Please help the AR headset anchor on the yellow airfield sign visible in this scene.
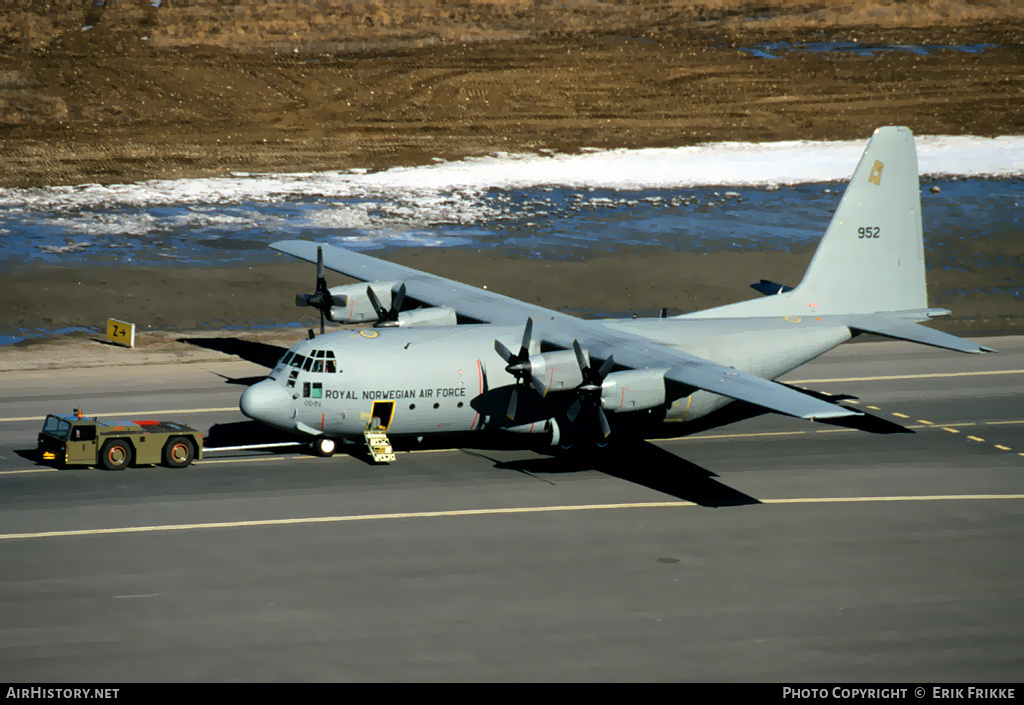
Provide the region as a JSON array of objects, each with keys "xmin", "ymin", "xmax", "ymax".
[{"xmin": 106, "ymin": 319, "xmax": 135, "ymax": 348}]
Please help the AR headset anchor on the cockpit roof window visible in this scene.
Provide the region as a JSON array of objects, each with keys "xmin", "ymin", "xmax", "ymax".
[{"xmin": 305, "ymin": 349, "xmax": 335, "ymax": 359}]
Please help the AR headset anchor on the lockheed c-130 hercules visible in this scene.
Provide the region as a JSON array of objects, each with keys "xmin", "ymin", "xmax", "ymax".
[{"xmin": 239, "ymin": 127, "xmax": 992, "ymax": 461}]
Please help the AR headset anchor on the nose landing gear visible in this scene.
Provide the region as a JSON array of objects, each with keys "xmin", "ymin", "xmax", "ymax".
[{"xmin": 311, "ymin": 437, "xmax": 337, "ymax": 457}]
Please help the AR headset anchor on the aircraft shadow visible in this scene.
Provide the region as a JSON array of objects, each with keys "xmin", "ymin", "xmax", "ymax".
[
  {"xmin": 643, "ymin": 396, "xmax": 912, "ymax": 438},
  {"xmin": 208, "ymin": 372, "xmax": 268, "ymax": 387},
  {"xmin": 464, "ymin": 441, "xmax": 761, "ymax": 508},
  {"xmin": 204, "ymin": 420, "xmax": 306, "ymax": 450},
  {"xmin": 776, "ymin": 382, "xmax": 857, "ymax": 404},
  {"xmin": 774, "ymin": 384, "xmax": 911, "ymax": 433},
  {"xmin": 817, "ymin": 413, "xmax": 914, "ymax": 434},
  {"xmin": 178, "ymin": 336, "xmax": 287, "ymax": 368},
  {"xmin": 593, "ymin": 441, "xmax": 761, "ymax": 508}
]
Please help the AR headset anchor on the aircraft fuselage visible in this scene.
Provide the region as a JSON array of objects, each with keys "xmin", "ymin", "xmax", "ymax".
[{"xmin": 240, "ymin": 316, "xmax": 853, "ymax": 444}]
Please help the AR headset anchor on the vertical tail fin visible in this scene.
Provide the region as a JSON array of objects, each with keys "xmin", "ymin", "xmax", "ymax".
[
  {"xmin": 793, "ymin": 125, "xmax": 926, "ymax": 314},
  {"xmin": 693, "ymin": 126, "xmax": 928, "ymax": 318}
]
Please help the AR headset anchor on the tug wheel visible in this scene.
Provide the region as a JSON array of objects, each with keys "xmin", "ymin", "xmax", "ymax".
[
  {"xmin": 162, "ymin": 436, "xmax": 196, "ymax": 468},
  {"xmin": 100, "ymin": 439, "xmax": 132, "ymax": 471}
]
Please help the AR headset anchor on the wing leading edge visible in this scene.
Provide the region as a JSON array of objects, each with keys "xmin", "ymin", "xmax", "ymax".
[{"xmin": 271, "ymin": 240, "xmax": 859, "ymax": 421}]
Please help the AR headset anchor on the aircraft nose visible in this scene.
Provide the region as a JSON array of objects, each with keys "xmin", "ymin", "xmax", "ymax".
[{"xmin": 239, "ymin": 379, "xmax": 294, "ymax": 429}]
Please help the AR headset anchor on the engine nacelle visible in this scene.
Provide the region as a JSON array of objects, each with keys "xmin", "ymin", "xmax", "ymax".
[
  {"xmin": 326, "ymin": 281, "xmax": 399, "ymax": 323},
  {"xmin": 395, "ymin": 307, "xmax": 457, "ymax": 327},
  {"xmin": 502, "ymin": 418, "xmax": 562, "ymax": 446},
  {"xmin": 600, "ymin": 369, "xmax": 668, "ymax": 413},
  {"xmin": 528, "ymin": 350, "xmax": 584, "ymax": 397}
]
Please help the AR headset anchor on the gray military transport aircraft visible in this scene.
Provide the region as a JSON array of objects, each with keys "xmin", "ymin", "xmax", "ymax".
[{"xmin": 239, "ymin": 126, "xmax": 992, "ymax": 459}]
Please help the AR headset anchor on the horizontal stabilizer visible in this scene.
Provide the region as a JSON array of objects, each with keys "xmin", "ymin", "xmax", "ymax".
[{"xmin": 846, "ymin": 315, "xmax": 995, "ymax": 354}]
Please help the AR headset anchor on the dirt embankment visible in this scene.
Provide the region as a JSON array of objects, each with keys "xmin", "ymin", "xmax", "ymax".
[
  {"xmin": 0, "ymin": 1, "xmax": 1020, "ymax": 360},
  {"xmin": 0, "ymin": 1, "xmax": 1021, "ymax": 187}
]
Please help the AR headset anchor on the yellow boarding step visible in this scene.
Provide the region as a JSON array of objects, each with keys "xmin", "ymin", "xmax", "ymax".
[{"xmin": 364, "ymin": 429, "xmax": 396, "ymax": 464}]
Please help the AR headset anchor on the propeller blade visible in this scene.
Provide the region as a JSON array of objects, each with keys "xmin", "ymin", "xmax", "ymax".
[
  {"xmin": 365, "ymin": 285, "xmax": 385, "ymax": 319},
  {"xmin": 392, "ymin": 283, "xmax": 407, "ymax": 314},
  {"xmin": 495, "ymin": 318, "xmax": 537, "ymax": 421},
  {"xmin": 313, "ymin": 247, "xmax": 329, "ymax": 303},
  {"xmin": 572, "ymin": 339, "xmax": 588, "ymax": 373},
  {"xmin": 565, "ymin": 339, "xmax": 614, "ymax": 440},
  {"xmin": 520, "ymin": 317, "xmax": 533, "ymax": 356},
  {"xmin": 597, "ymin": 407, "xmax": 612, "ymax": 438},
  {"xmin": 567, "ymin": 397, "xmax": 582, "ymax": 422},
  {"xmin": 494, "ymin": 339, "xmax": 514, "ymax": 363},
  {"xmin": 297, "ymin": 245, "xmax": 333, "ymax": 330}
]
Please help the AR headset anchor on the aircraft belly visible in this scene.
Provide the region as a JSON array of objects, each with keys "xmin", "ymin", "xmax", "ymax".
[{"xmin": 664, "ymin": 390, "xmax": 730, "ymax": 422}]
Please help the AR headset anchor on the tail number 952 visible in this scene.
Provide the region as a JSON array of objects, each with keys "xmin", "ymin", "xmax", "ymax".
[{"xmin": 858, "ymin": 226, "xmax": 880, "ymax": 238}]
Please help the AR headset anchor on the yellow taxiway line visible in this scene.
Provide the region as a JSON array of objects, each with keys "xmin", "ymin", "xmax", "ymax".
[
  {"xmin": 663, "ymin": 418, "xmax": 1024, "ymax": 442},
  {"xmin": 787, "ymin": 369, "xmax": 1024, "ymax": 384}
]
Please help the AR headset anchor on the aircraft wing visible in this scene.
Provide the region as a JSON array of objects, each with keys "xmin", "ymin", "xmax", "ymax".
[
  {"xmin": 271, "ymin": 240, "xmax": 859, "ymax": 421},
  {"xmin": 273, "ymin": 239, "xmax": 573, "ymax": 327}
]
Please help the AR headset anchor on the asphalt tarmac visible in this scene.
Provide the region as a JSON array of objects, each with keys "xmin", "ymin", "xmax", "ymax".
[{"xmin": 0, "ymin": 334, "xmax": 1022, "ymax": 681}]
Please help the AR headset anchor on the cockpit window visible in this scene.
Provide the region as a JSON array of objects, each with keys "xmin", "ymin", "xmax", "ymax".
[
  {"xmin": 286, "ymin": 350, "xmax": 336, "ymax": 374},
  {"xmin": 43, "ymin": 416, "xmax": 71, "ymax": 440},
  {"xmin": 279, "ymin": 351, "xmax": 294, "ymax": 367}
]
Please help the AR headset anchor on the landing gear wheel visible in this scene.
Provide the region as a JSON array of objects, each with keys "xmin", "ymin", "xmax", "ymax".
[
  {"xmin": 162, "ymin": 436, "xmax": 196, "ymax": 468},
  {"xmin": 312, "ymin": 437, "xmax": 337, "ymax": 457},
  {"xmin": 100, "ymin": 439, "xmax": 132, "ymax": 471}
]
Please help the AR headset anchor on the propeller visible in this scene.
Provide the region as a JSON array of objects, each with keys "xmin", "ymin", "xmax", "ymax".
[
  {"xmin": 493, "ymin": 317, "xmax": 534, "ymax": 420},
  {"xmin": 294, "ymin": 246, "xmax": 332, "ymax": 335},
  {"xmin": 566, "ymin": 339, "xmax": 615, "ymax": 438},
  {"xmin": 365, "ymin": 282, "xmax": 407, "ymax": 327}
]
